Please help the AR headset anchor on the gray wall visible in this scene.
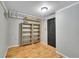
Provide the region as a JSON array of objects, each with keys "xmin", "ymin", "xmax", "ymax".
[
  {"xmin": 0, "ymin": 2, "xmax": 8, "ymax": 57},
  {"xmin": 40, "ymin": 19, "xmax": 47, "ymax": 44},
  {"xmin": 8, "ymin": 18, "xmax": 22, "ymax": 47},
  {"xmin": 56, "ymin": 2, "xmax": 79, "ymax": 58}
]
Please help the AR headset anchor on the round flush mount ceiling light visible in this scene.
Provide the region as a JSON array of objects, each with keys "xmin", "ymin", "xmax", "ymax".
[{"xmin": 41, "ymin": 7, "xmax": 48, "ymax": 13}]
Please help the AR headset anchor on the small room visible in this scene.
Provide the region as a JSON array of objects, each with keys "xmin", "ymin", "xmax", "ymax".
[{"xmin": 0, "ymin": 0, "xmax": 79, "ymax": 58}]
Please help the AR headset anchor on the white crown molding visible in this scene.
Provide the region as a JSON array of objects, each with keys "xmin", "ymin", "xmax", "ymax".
[
  {"xmin": 56, "ymin": 2, "xmax": 79, "ymax": 13},
  {"xmin": 0, "ymin": 1, "xmax": 8, "ymax": 11}
]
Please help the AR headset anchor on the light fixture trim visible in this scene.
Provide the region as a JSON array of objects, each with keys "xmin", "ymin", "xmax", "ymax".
[
  {"xmin": 41, "ymin": 7, "xmax": 48, "ymax": 10},
  {"xmin": 41, "ymin": 7, "xmax": 48, "ymax": 13}
]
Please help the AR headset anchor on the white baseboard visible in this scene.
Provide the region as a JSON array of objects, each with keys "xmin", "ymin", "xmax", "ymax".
[
  {"xmin": 4, "ymin": 47, "xmax": 9, "ymax": 58},
  {"xmin": 8, "ymin": 45, "xmax": 19, "ymax": 49},
  {"xmin": 56, "ymin": 51, "xmax": 69, "ymax": 58},
  {"xmin": 4, "ymin": 44, "xmax": 19, "ymax": 58}
]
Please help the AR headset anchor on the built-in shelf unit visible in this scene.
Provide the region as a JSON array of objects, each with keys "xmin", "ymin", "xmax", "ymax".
[{"xmin": 19, "ymin": 17, "xmax": 40, "ymax": 46}]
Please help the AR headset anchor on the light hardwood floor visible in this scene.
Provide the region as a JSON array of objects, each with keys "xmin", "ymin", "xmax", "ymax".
[{"xmin": 6, "ymin": 42, "xmax": 63, "ymax": 58}]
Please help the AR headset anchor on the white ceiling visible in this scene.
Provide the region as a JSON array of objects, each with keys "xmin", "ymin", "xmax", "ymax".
[{"xmin": 4, "ymin": 1, "xmax": 77, "ymax": 17}]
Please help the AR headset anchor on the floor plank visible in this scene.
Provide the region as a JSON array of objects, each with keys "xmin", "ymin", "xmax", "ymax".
[{"xmin": 6, "ymin": 43, "xmax": 63, "ymax": 58}]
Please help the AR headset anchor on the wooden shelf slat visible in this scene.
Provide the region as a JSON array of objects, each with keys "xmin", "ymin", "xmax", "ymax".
[
  {"xmin": 22, "ymin": 31, "xmax": 31, "ymax": 33},
  {"xmin": 22, "ymin": 27, "xmax": 31, "ymax": 29},
  {"xmin": 33, "ymin": 24, "xmax": 40, "ymax": 26},
  {"xmin": 33, "ymin": 31, "xmax": 40, "ymax": 33},
  {"xmin": 33, "ymin": 35, "xmax": 40, "ymax": 36},
  {"xmin": 33, "ymin": 28, "xmax": 39, "ymax": 29},
  {"xmin": 22, "ymin": 35, "xmax": 32, "ymax": 37},
  {"xmin": 24, "ymin": 19, "xmax": 40, "ymax": 22},
  {"xmin": 23, "ymin": 23, "xmax": 31, "ymax": 25}
]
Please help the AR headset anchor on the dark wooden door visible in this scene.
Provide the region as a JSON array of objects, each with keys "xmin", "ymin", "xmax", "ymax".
[{"xmin": 47, "ymin": 18, "xmax": 56, "ymax": 47}]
